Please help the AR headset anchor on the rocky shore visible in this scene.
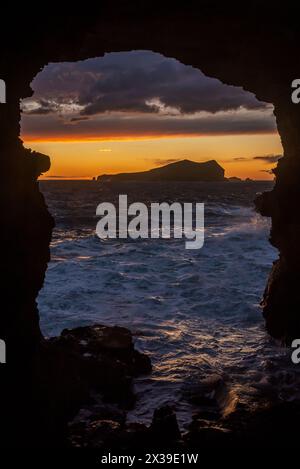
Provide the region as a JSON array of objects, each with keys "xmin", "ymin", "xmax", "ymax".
[
  {"xmin": 2, "ymin": 321, "xmax": 300, "ymax": 449},
  {"xmin": 45, "ymin": 324, "xmax": 300, "ymax": 450}
]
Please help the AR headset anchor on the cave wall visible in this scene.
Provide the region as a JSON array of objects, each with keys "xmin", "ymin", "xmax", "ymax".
[
  {"xmin": 257, "ymin": 101, "xmax": 300, "ymax": 342},
  {"xmin": 0, "ymin": 0, "xmax": 300, "ymax": 444}
]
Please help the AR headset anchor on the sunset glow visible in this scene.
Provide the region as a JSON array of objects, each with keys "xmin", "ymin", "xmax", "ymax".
[{"xmin": 23, "ymin": 133, "xmax": 282, "ymax": 180}]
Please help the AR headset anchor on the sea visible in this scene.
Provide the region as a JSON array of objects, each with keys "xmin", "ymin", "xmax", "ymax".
[{"xmin": 38, "ymin": 180, "xmax": 300, "ymax": 428}]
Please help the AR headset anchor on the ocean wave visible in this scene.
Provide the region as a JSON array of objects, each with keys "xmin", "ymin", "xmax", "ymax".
[{"xmin": 37, "ymin": 180, "xmax": 283, "ymax": 426}]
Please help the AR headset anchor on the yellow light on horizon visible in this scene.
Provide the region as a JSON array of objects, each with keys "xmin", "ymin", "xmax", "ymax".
[{"xmin": 23, "ymin": 132, "xmax": 282, "ymax": 181}]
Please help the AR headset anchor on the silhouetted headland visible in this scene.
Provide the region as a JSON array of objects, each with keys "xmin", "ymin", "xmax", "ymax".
[{"xmin": 97, "ymin": 159, "xmax": 225, "ymax": 182}]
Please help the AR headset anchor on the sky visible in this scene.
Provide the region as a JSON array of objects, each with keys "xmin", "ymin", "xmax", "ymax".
[{"xmin": 20, "ymin": 50, "xmax": 283, "ymax": 180}]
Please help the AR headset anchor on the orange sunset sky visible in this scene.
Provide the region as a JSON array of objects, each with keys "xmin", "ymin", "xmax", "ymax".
[{"xmin": 20, "ymin": 51, "xmax": 282, "ymax": 180}]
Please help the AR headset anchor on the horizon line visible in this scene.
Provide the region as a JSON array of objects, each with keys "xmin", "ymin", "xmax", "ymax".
[
  {"xmin": 22, "ymin": 130, "xmax": 278, "ymax": 144},
  {"xmin": 39, "ymin": 176, "xmax": 273, "ymax": 182}
]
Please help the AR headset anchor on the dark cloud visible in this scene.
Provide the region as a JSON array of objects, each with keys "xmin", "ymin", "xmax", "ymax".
[
  {"xmin": 41, "ymin": 175, "xmax": 88, "ymax": 179},
  {"xmin": 253, "ymin": 154, "xmax": 282, "ymax": 163},
  {"xmin": 21, "ymin": 109, "xmax": 276, "ymax": 140},
  {"xmin": 151, "ymin": 158, "xmax": 181, "ymax": 166},
  {"xmin": 260, "ymin": 169, "xmax": 275, "ymax": 174},
  {"xmin": 231, "ymin": 157, "xmax": 248, "ymax": 162},
  {"xmin": 229, "ymin": 154, "xmax": 282, "ymax": 164},
  {"xmin": 23, "ymin": 51, "xmax": 268, "ymax": 117},
  {"xmin": 43, "ymin": 175, "xmax": 69, "ymax": 178},
  {"xmin": 70, "ymin": 117, "xmax": 89, "ymax": 122},
  {"xmin": 24, "ymin": 98, "xmax": 58, "ymax": 115}
]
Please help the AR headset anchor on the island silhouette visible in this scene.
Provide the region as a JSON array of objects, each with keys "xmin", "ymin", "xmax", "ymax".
[{"xmin": 97, "ymin": 159, "xmax": 226, "ymax": 182}]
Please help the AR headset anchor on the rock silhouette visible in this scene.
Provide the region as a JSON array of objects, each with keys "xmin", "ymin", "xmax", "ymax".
[
  {"xmin": 0, "ymin": 2, "xmax": 300, "ymax": 448},
  {"xmin": 98, "ymin": 159, "xmax": 225, "ymax": 182}
]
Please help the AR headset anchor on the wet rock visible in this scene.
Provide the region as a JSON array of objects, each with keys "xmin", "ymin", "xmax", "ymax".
[
  {"xmin": 116, "ymin": 423, "xmax": 151, "ymax": 452},
  {"xmin": 184, "ymin": 374, "xmax": 238, "ymax": 427},
  {"xmin": 69, "ymin": 415, "xmax": 150, "ymax": 450},
  {"xmin": 3, "ymin": 324, "xmax": 152, "ymax": 448},
  {"xmin": 185, "ymin": 417, "xmax": 233, "ymax": 448},
  {"xmin": 150, "ymin": 406, "xmax": 181, "ymax": 443},
  {"xmin": 85, "ymin": 419, "xmax": 122, "ymax": 448},
  {"xmin": 69, "ymin": 418, "xmax": 122, "ymax": 449},
  {"xmin": 223, "ymin": 401, "xmax": 300, "ymax": 447},
  {"xmin": 67, "ymin": 395, "xmax": 151, "ymax": 450},
  {"xmin": 57, "ymin": 325, "xmax": 151, "ymax": 373},
  {"xmin": 69, "ymin": 405, "xmax": 182, "ymax": 451},
  {"xmin": 255, "ymin": 190, "xmax": 275, "ymax": 217},
  {"xmin": 192, "ymin": 409, "xmax": 221, "ymax": 421},
  {"xmin": 51, "ymin": 325, "xmax": 152, "ymax": 407},
  {"xmin": 185, "ymin": 374, "xmax": 225, "ymax": 405},
  {"xmin": 261, "ymin": 258, "xmax": 300, "ymax": 344},
  {"xmin": 60, "ymin": 325, "xmax": 133, "ymax": 353},
  {"xmin": 67, "ymin": 395, "xmax": 127, "ymax": 449},
  {"xmin": 70, "ymin": 401, "xmax": 126, "ymax": 427}
]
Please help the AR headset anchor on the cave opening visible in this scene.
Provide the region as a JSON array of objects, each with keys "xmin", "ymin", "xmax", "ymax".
[
  {"xmin": 19, "ymin": 50, "xmax": 284, "ymax": 425},
  {"xmin": 2, "ymin": 7, "xmax": 300, "ymax": 449}
]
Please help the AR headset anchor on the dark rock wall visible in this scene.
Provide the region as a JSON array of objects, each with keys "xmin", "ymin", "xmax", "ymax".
[
  {"xmin": 0, "ymin": 77, "xmax": 54, "ymax": 354},
  {"xmin": 1, "ymin": 1, "xmax": 299, "ymax": 357},
  {"xmin": 257, "ymin": 100, "xmax": 300, "ymax": 342}
]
